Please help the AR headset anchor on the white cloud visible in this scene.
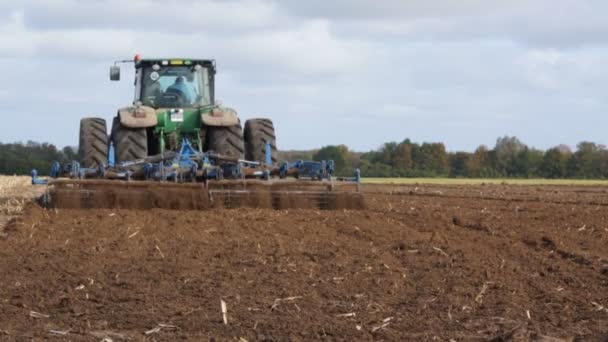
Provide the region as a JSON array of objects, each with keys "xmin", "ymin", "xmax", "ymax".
[
  {"xmin": 281, "ymin": 0, "xmax": 608, "ymax": 48},
  {"xmin": 0, "ymin": 10, "xmax": 135, "ymax": 59},
  {"xmin": 1, "ymin": 0, "xmax": 608, "ymax": 152},
  {"xmin": 23, "ymin": 0, "xmax": 283, "ymax": 33},
  {"xmin": 231, "ymin": 20, "xmax": 371, "ymax": 74}
]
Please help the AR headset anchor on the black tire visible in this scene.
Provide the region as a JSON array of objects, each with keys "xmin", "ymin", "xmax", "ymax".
[
  {"xmin": 206, "ymin": 123, "xmax": 244, "ymax": 158},
  {"xmin": 111, "ymin": 117, "xmax": 148, "ymax": 163},
  {"xmin": 79, "ymin": 117, "xmax": 108, "ymax": 168},
  {"xmin": 244, "ymin": 118, "xmax": 277, "ymax": 163}
]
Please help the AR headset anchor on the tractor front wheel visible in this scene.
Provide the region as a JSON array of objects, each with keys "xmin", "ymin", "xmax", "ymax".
[
  {"xmin": 111, "ymin": 117, "xmax": 148, "ymax": 163},
  {"xmin": 79, "ymin": 117, "xmax": 108, "ymax": 168}
]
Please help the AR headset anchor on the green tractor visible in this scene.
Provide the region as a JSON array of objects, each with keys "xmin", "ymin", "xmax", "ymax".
[{"xmin": 79, "ymin": 56, "xmax": 277, "ymax": 168}]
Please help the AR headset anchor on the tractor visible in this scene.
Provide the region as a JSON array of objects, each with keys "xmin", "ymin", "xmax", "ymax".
[
  {"xmin": 79, "ymin": 55, "xmax": 277, "ymax": 169},
  {"xmin": 31, "ymin": 55, "xmax": 364, "ymax": 211}
]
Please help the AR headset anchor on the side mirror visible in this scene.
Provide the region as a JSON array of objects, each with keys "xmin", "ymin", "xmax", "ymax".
[{"xmin": 110, "ymin": 65, "xmax": 120, "ymax": 81}]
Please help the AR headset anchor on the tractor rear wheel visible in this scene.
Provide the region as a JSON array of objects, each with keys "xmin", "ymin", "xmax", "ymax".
[
  {"xmin": 206, "ymin": 124, "xmax": 244, "ymax": 158},
  {"xmin": 79, "ymin": 117, "xmax": 108, "ymax": 168},
  {"xmin": 111, "ymin": 117, "xmax": 148, "ymax": 163},
  {"xmin": 244, "ymin": 118, "xmax": 277, "ymax": 163}
]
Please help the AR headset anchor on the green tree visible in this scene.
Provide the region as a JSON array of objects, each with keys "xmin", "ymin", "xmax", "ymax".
[
  {"xmin": 449, "ymin": 152, "xmax": 470, "ymax": 177},
  {"xmin": 0, "ymin": 142, "xmax": 65, "ymax": 175},
  {"xmin": 512, "ymin": 147, "xmax": 543, "ymax": 177},
  {"xmin": 494, "ymin": 136, "xmax": 527, "ymax": 176},
  {"xmin": 313, "ymin": 145, "xmax": 350, "ymax": 176},
  {"xmin": 540, "ymin": 146, "xmax": 571, "ymax": 178},
  {"xmin": 380, "ymin": 142, "xmax": 395, "ymax": 165},
  {"xmin": 569, "ymin": 142, "xmax": 605, "ymax": 178},
  {"xmin": 414, "ymin": 143, "xmax": 449, "ymax": 175},
  {"xmin": 62, "ymin": 146, "xmax": 79, "ymax": 163},
  {"xmin": 464, "ymin": 145, "xmax": 492, "ymax": 177},
  {"xmin": 392, "ymin": 143, "xmax": 413, "ymax": 171}
]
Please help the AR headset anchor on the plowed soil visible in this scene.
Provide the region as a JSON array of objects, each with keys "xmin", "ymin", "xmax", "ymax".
[{"xmin": 1, "ymin": 183, "xmax": 608, "ymax": 341}]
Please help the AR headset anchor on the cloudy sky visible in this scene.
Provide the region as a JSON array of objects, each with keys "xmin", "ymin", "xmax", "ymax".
[{"xmin": 1, "ymin": 0, "xmax": 607, "ymax": 152}]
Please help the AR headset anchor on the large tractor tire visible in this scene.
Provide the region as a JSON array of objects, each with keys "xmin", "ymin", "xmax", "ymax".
[
  {"xmin": 244, "ymin": 118, "xmax": 277, "ymax": 163},
  {"xmin": 206, "ymin": 124, "xmax": 245, "ymax": 158},
  {"xmin": 111, "ymin": 117, "xmax": 148, "ymax": 163},
  {"xmin": 79, "ymin": 117, "xmax": 108, "ymax": 168}
]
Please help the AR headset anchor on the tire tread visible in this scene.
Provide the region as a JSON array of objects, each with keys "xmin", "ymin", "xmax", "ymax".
[{"xmin": 79, "ymin": 117, "xmax": 108, "ymax": 168}]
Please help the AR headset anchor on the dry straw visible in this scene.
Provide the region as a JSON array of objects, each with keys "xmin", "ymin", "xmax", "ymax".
[{"xmin": 0, "ymin": 176, "xmax": 40, "ymax": 215}]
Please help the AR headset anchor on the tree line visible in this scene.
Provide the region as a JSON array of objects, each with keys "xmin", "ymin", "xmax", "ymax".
[
  {"xmin": 0, "ymin": 142, "xmax": 77, "ymax": 175},
  {"xmin": 2, "ymin": 137, "xmax": 608, "ymax": 179},
  {"xmin": 294, "ymin": 136, "xmax": 608, "ymax": 179}
]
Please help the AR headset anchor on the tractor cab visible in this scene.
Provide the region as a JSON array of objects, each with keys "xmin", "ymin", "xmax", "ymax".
[{"xmin": 111, "ymin": 57, "xmax": 216, "ymax": 109}]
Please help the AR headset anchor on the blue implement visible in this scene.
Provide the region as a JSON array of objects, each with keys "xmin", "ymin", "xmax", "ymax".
[{"xmin": 33, "ymin": 138, "xmax": 361, "ymax": 185}]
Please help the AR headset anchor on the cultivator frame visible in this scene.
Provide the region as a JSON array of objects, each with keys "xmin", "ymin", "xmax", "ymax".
[{"xmin": 32, "ymin": 139, "xmax": 364, "ymax": 210}]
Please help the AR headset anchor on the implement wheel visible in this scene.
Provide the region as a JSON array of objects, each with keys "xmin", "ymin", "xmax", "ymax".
[
  {"xmin": 79, "ymin": 117, "xmax": 108, "ymax": 168},
  {"xmin": 111, "ymin": 117, "xmax": 148, "ymax": 163},
  {"xmin": 244, "ymin": 118, "xmax": 277, "ymax": 163},
  {"xmin": 206, "ymin": 123, "xmax": 244, "ymax": 158}
]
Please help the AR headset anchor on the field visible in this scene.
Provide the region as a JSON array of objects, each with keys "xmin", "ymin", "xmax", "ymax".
[
  {"xmin": 1, "ymin": 178, "xmax": 607, "ymax": 341},
  {"xmin": 363, "ymin": 177, "xmax": 608, "ymax": 186}
]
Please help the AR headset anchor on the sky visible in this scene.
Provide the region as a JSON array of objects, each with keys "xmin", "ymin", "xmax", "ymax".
[{"xmin": 1, "ymin": 0, "xmax": 607, "ymax": 152}]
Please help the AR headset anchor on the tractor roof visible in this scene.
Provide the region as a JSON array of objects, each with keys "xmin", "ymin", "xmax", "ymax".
[{"xmin": 135, "ymin": 58, "xmax": 216, "ymax": 72}]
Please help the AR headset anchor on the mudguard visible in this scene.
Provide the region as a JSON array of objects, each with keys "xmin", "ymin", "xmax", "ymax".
[
  {"xmin": 118, "ymin": 105, "xmax": 158, "ymax": 128},
  {"xmin": 201, "ymin": 107, "xmax": 239, "ymax": 127}
]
